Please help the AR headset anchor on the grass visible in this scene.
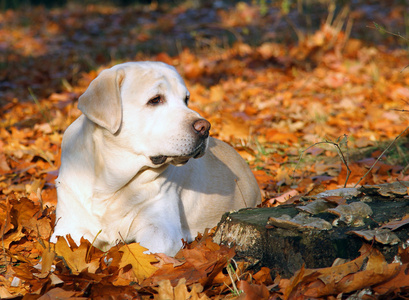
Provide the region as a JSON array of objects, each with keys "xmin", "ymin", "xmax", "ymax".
[{"xmin": 225, "ymin": 260, "xmax": 243, "ymax": 297}]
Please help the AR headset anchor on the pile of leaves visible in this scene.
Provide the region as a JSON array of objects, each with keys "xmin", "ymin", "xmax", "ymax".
[
  {"xmin": 2, "ymin": 1, "xmax": 409, "ymax": 298},
  {"xmin": 1, "ymin": 195, "xmax": 272, "ymax": 298},
  {"xmin": 2, "ymin": 195, "xmax": 409, "ymax": 298}
]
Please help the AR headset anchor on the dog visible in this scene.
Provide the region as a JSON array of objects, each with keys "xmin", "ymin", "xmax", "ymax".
[{"xmin": 51, "ymin": 61, "xmax": 261, "ymax": 256}]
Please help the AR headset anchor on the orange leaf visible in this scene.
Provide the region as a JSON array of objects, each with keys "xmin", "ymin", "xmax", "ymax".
[
  {"xmin": 265, "ymin": 129, "xmax": 298, "ymax": 144},
  {"xmin": 372, "ymin": 263, "xmax": 409, "ymax": 295}
]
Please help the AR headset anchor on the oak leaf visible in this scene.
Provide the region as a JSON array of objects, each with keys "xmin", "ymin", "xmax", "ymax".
[
  {"xmin": 154, "ymin": 278, "xmax": 208, "ymax": 300},
  {"xmin": 119, "ymin": 243, "xmax": 158, "ymax": 283}
]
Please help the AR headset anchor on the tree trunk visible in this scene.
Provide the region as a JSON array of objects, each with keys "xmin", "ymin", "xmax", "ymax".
[{"xmin": 213, "ymin": 182, "xmax": 409, "ymax": 278}]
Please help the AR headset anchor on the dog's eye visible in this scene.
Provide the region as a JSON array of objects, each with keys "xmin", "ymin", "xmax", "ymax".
[
  {"xmin": 184, "ymin": 95, "xmax": 190, "ymax": 105},
  {"xmin": 148, "ymin": 95, "xmax": 163, "ymax": 105}
]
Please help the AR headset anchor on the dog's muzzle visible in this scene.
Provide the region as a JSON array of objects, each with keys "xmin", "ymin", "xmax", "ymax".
[{"xmin": 150, "ymin": 118, "xmax": 211, "ymax": 166}]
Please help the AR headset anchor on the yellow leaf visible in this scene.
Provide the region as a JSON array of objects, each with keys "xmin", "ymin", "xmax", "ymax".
[
  {"xmin": 119, "ymin": 243, "xmax": 158, "ymax": 283},
  {"xmin": 54, "ymin": 236, "xmax": 100, "ymax": 274},
  {"xmin": 154, "ymin": 279, "xmax": 209, "ymax": 300}
]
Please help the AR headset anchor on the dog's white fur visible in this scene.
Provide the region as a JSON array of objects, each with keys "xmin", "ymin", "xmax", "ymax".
[{"xmin": 51, "ymin": 62, "xmax": 261, "ymax": 255}]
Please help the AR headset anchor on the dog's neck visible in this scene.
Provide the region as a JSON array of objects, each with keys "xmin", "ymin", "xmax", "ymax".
[{"xmin": 58, "ymin": 117, "xmax": 169, "ymax": 204}]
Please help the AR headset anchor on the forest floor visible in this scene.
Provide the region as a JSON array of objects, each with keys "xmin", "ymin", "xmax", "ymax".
[{"xmin": 1, "ymin": 1, "xmax": 409, "ymax": 299}]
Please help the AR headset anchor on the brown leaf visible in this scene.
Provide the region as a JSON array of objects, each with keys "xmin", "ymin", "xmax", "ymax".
[
  {"xmin": 398, "ymin": 246, "xmax": 409, "ymax": 264},
  {"xmin": 144, "ymin": 237, "xmax": 235, "ymax": 288},
  {"xmin": 349, "ymin": 229, "xmax": 401, "ymax": 245},
  {"xmin": 154, "ymin": 252, "xmax": 185, "ymax": 268},
  {"xmin": 322, "ymin": 196, "xmax": 347, "ymax": 206},
  {"xmin": 380, "ymin": 214, "xmax": 409, "ymax": 231},
  {"xmin": 37, "ymin": 287, "xmax": 78, "ymax": 300},
  {"xmin": 372, "ymin": 263, "xmax": 409, "ymax": 295},
  {"xmin": 253, "ymin": 267, "xmax": 274, "ymax": 286},
  {"xmin": 0, "ymin": 153, "xmax": 10, "ymax": 173},
  {"xmin": 283, "ymin": 244, "xmax": 402, "ymax": 298},
  {"xmin": 267, "ymin": 189, "xmax": 299, "ymax": 206},
  {"xmin": 237, "ymin": 280, "xmax": 270, "ymax": 300},
  {"xmin": 40, "ymin": 247, "xmax": 55, "ymax": 276},
  {"xmin": 87, "ymin": 282, "xmax": 141, "ymax": 299}
]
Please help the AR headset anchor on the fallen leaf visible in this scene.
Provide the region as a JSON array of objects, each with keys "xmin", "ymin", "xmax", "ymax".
[
  {"xmin": 54, "ymin": 236, "xmax": 102, "ymax": 275},
  {"xmin": 37, "ymin": 287, "xmax": 77, "ymax": 300},
  {"xmin": 267, "ymin": 189, "xmax": 299, "ymax": 205},
  {"xmin": 349, "ymin": 229, "xmax": 401, "ymax": 245},
  {"xmin": 119, "ymin": 243, "xmax": 158, "ymax": 283},
  {"xmin": 237, "ymin": 280, "xmax": 270, "ymax": 300},
  {"xmin": 40, "ymin": 247, "xmax": 55, "ymax": 276},
  {"xmin": 380, "ymin": 214, "xmax": 409, "ymax": 231}
]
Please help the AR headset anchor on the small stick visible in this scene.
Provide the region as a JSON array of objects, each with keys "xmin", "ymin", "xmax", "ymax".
[
  {"xmin": 354, "ymin": 125, "xmax": 409, "ymax": 188},
  {"xmin": 294, "ymin": 136, "xmax": 351, "ymax": 188},
  {"xmin": 86, "ymin": 229, "xmax": 102, "ymax": 263}
]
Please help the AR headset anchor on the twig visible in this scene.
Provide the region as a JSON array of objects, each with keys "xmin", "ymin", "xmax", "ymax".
[
  {"xmin": 354, "ymin": 125, "xmax": 409, "ymax": 188},
  {"xmin": 293, "ymin": 136, "xmax": 351, "ymax": 188},
  {"xmin": 86, "ymin": 229, "xmax": 102, "ymax": 263},
  {"xmin": 390, "ymin": 109, "xmax": 409, "ymax": 113},
  {"xmin": 369, "ymin": 23, "xmax": 409, "ymax": 72},
  {"xmin": 390, "ymin": 99, "xmax": 409, "ymax": 113},
  {"xmin": 369, "ymin": 22, "xmax": 409, "ymax": 42},
  {"xmin": 397, "ymin": 179, "xmax": 409, "ymax": 188}
]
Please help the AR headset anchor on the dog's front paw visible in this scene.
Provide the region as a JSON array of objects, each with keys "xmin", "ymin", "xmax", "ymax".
[{"xmin": 131, "ymin": 226, "xmax": 184, "ymax": 256}]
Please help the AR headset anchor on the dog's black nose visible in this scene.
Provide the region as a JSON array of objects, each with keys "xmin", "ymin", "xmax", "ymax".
[{"xmin": 192, "ymin": 119, "xmax": 211, "ymax": 137}]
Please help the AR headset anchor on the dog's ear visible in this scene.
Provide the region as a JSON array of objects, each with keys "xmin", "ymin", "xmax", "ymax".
[{"xmin": 78, "ymin": 68, "xmax": 125, "ymax": 134}]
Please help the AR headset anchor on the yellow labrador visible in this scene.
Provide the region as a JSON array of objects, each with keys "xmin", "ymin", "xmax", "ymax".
[{"xmin": 51, "ymin": 62, "xmax": 261, "ymax": 255}]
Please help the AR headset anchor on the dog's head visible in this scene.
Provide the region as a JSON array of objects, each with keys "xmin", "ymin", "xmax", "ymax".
[{"xmin": 78, "ymin": 61, "xmax": 210, "ymax": 167}]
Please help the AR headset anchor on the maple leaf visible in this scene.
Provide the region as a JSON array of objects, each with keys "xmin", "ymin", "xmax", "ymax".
[
  {"xmin": 118, "ymin": 243, "xmax": 158, "ymax": 283},
  {"xmin": 2, "ymin": 2, "xmax": 409, "ymax": 299},
  {"xmin": 54, "ymin": 236, "xmax": 101, "ymax": 275}
]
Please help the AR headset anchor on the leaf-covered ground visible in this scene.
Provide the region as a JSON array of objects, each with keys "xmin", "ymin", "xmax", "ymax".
[{"xmin": 1, "ymin": 1, "xmax": 409, "ymax": 299}]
